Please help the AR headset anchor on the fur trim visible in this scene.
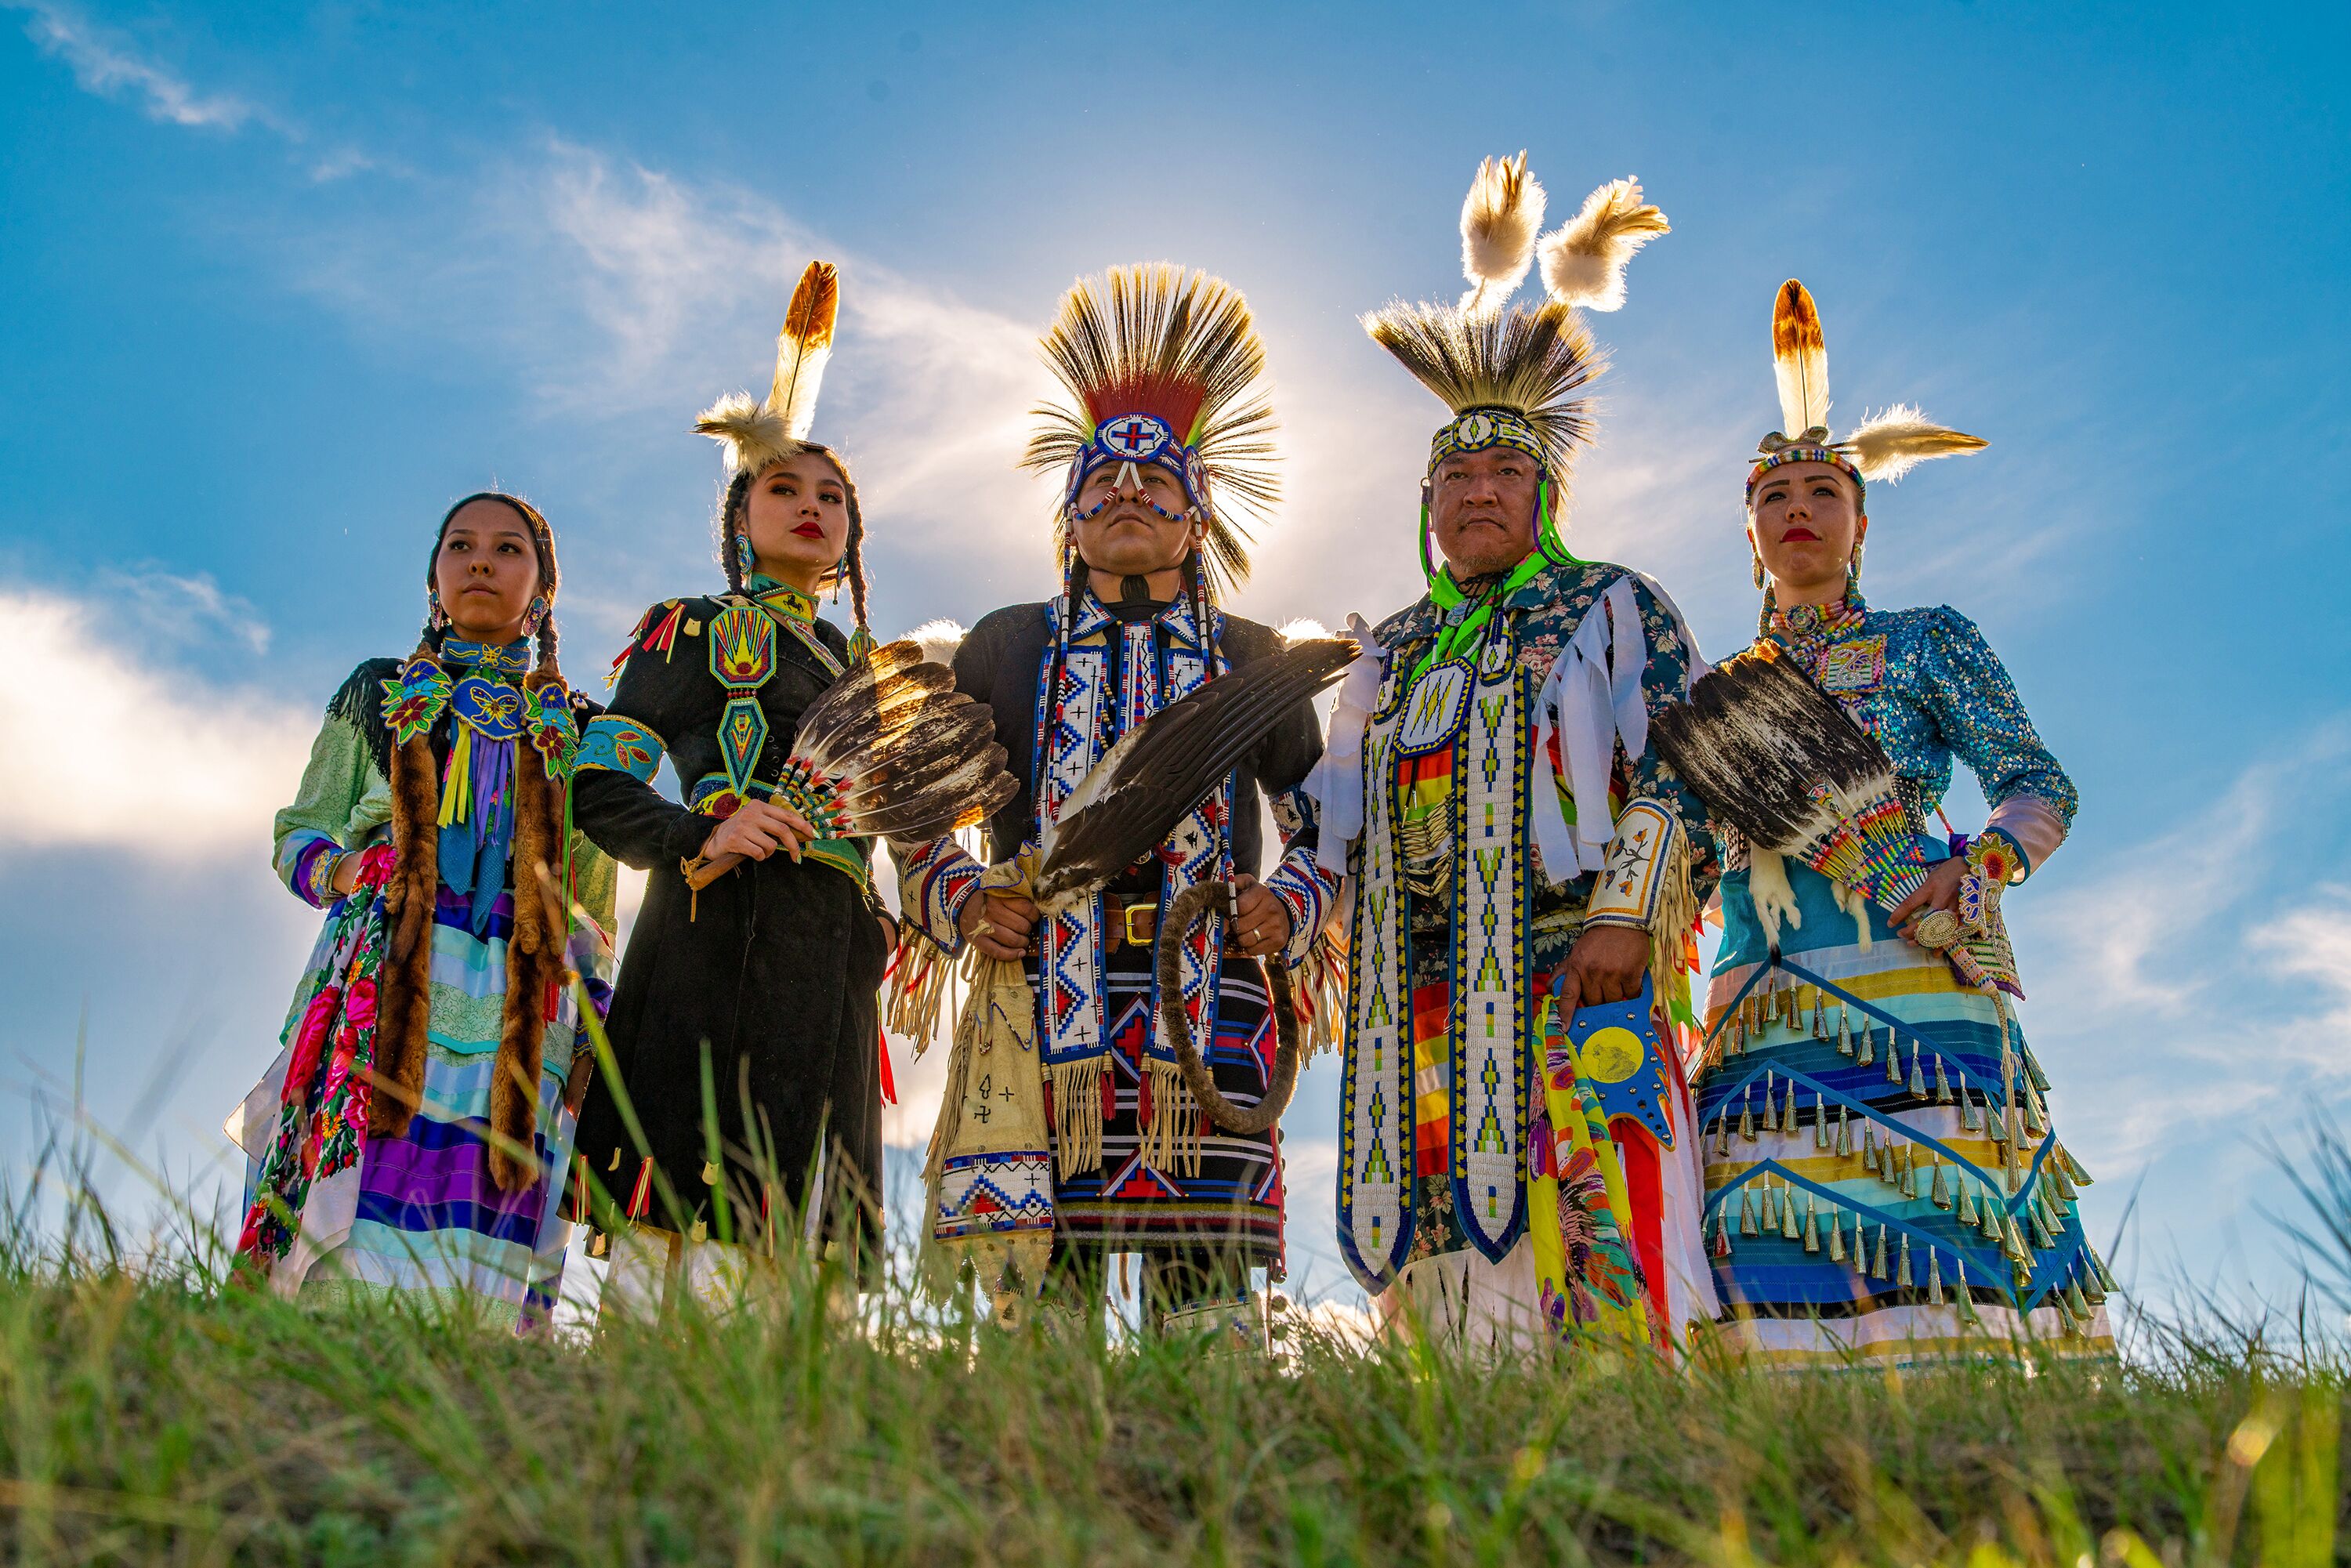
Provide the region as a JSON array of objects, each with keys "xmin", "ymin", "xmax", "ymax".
[
  {"xmin": 369, "ymin": 656, "xmax": 442, "ymax": 1143},
  {"xmin": 1842, "ymin": 404, "xmax": 1987, "ymax": 483},
  {"xmin": 1771, "ymin": 279, "xmax": 1831, "ymax": 436},
  {"xmin": 487, "ymin": 667, "xmax": 571, "ymax": 1193},
  {"xmin": 1537, "ymin": 177, "xmax": 1668, "ymax": 313},
  {"xmin": 1458, "ymin": 151, "xmax": 1546, "ymax": 317}
]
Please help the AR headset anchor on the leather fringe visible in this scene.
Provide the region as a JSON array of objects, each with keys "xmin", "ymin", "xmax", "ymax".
[{"xmin": 1049, "ymin": 1056, "xmax": 1105, "ymax": 1179}]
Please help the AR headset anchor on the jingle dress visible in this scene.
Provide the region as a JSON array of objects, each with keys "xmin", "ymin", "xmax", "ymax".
[
  {"xmin": 1332, "ymin": 559, "xmax": 1722, "ymax": 1351},
  {"xmin": 895, "ymin": 589, "xmax": 1337, "ymax": 1291},
  {"xmin": 1694, "ymin": 593, "xmax": 2114, "ymax": 1365},
  {"xmin": 571, "ymin": 581, "xmax": 889, "ymax": 1266},
  {"xmin": 234, "ymin": 639, "xmax": 617, "ymax": 1331}
]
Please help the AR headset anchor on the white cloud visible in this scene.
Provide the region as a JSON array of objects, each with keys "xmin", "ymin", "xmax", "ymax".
[
  {"xmin": 99, "ymin": 566, "xmax": 271, "ymax": 655},
  {"xmin": 2251, "ymin": 889, "xmax": 2351, "ymax": 1051},
  {"xmin": 0, "ymin": 588, "xmax": 313, "ymax": 855},
  {"xmin": 13, "ymin": 2, "xmax": 266, "ymax": 132}
]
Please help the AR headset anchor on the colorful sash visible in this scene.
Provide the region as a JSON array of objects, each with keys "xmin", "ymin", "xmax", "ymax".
[{"xmin": 1031, "ymin": 591, "xmax": 1230, "ymax": 1176}]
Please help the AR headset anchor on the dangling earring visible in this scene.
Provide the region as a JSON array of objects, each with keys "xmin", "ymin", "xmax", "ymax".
[
  {"xmin": 429, "ymin": 588, "xmax": 449, "ymax": 630},
  {"xmin": 1845, "ymin": 538, "xmax": 1864, "ymax": 598},
  {"xmin": 1751, "ymin": 551, "xmax": 1766, "ymax": 590},
  {"xmin": 734, "ymin": 531, "xmax": 755, "ymax": 578},
  {"xmin": 520, "ymin": 593, "xmax": 549, "ymax": 639}
]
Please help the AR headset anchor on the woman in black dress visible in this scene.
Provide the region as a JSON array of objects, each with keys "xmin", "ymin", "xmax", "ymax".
[{"xmin": 571, "ymin": 262, "xmax": 889, "ymax": 1314}]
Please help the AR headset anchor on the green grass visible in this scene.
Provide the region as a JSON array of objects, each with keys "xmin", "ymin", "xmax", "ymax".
[{"xmin": 2, "ymin": 1190, "xmax": 2345, "ymax": 1568}]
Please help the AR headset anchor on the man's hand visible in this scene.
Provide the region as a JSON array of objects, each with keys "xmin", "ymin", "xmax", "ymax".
[
  {"xmin": 702, "ymin": 798, "xmax": 814, "ymax": 866},
  {"xmin": 958, "ymin": 887, "xmax": 1038, "ymax": 961},
  {"xmin": 1887, "ymin": 856, "xmax": 1969, "ymax": 946},
  {"xmin": 1556, "ymin": 923, "xmax": 1650, "ymax": 1016},
  {"xmin": 1230, "ymin": 873, "xmax": 1293, "ymax": 960}
]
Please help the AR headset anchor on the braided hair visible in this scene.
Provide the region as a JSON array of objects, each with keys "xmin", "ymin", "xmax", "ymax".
[
  {"xmin": 422, "ymin": 491, "xmax": 563, "ymax": 676},
  {"xmin": 715, "ymin": 445, "xmax": 871, "ymax": 637}
]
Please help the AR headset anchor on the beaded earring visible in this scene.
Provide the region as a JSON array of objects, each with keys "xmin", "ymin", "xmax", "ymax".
[
  {"xmin": 734, "ymin": 530, "xmax": 756, "ymax": 578},
  {"xmin": 520, "ymin": 593, "xmax": 550, "ymax": 639},
  {"xmin": 1845, "ymin": 538, "xmax": 1865, "ymax": 596},
  {"xmin": 429, "ymin": 588, "xmax": 450, "ymax": 629},
  {"xmin": 1751, "ymin": 551, "xmax": 1766, "ymax": 590}
]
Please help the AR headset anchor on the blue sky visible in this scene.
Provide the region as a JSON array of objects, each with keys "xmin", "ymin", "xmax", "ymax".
[{"xmin": 3, "ymin": 0, "xmax": 2346, "ymax": 1323}]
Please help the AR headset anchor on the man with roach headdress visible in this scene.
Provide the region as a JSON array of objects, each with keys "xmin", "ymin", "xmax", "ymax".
[
  {"xmin": 890, "ymin": 264, "xmax": 1342, "ymax": 1342},
  {"xmin": 1313, "ymin": 157, "xmax": 1721, "ymax": 1353}
]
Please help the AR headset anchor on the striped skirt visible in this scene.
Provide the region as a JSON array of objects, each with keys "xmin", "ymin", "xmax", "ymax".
[
  {"xmin": 234, "ymin": 885, "xmax": 611, "ymax": 1332},
  {"xmin": 1692, "ymin": 858, "xmax": 2114, "ymax": 1367}
]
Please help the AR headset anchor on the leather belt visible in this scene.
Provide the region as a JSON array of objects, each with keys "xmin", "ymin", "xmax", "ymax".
[{"xmin": 1103, "ymin": 894, "xmax": 1160, "ymax": 952}]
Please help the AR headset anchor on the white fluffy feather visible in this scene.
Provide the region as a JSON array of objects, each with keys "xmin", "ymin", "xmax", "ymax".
[
  {"xmin": 1842, "ymin": 404, "xmax": 1987, "ymax": 483},
  {"xmin": 901, "ymin": 617, "xmax": 968, "ymax": 667},
  {"xmin": 1538, "ymin": 177, "xmax": 1669, "ymax": 313},
  {"xmin": 1457, "ymin": 152, "xmax": 1546, "ymax": 317},
  {"xmin": 1277, "ymin": 617, "xmax": 1331, "ymax": 646}
]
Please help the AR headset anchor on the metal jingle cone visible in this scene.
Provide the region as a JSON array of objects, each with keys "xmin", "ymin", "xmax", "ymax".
[
  {"xmin": 1828, "ymin": 1203, "xmax": 1847, "ymax": 1262},
  {"xmin": 1803, "ymin": 1192, "xmax": 1821, "ymax": 1253},
  {"xmin": 1907, "ymin": 1041, "xmax": 1927, "ymax": 1097},
  {"xmin": 1861, "ymin": 1124, "xmax": 1879, "ymax": 1173},
  {"xmin": 1857, "ymin": 1019, "xmax": 1876, "ymax": 1067},
  {"xmin": 1927, "ymin": 1246, "xmax": 1945, "ymax": 1305},
  {"xmin": 1739, "ymin": 1186, "xmax": 1758, "ymax": 1237},
  {"xmin": 1837, "ymin": 1003, "xmax": 1853, "ymax": 1056},
  {"xmin": 1956, "ymin": 1256, "xmax": 1980, "ymax": 1324},
  {"xmin": 1896, "ymin": 1230, "xmax": 1914, "ymax": 1288},
  {"xmin": 1714, "ymin": 1107, "xmax": 1731, "ymax": 1159},
  {"xmin": 1930, "ymin": 1153, "xmax": 1953, "ymax": 1211},
  {"xmin": 1958, "ymin": 1178, "xmax": 1980, "ymax": 1227},
  {"xmin": 1934, "ymin": 1054, "xmax": 1953, "ymax": 1104},
  {"xmin": 1760, "ymin": 1179, "xmax": 1777, "ymax": 1231},
  {"xmin": 1871, "ymin": 1223, "xmax": 1891, "ymax": 1281},
  {"xmin": 1713, "ymin": 1205, "xmax": 1733, "ymax": 1257},
  {"xmin": 1782, "ymin": 1080, "xmax": 1801, "ymax": 1135},
  {"xmin": 1835, "ymin": 1102, "xmax": 1852, "ymax": 1158},
  {"xmin": 2067, "ymin": 1274, "xmax": 2092, "ymax": 1324},
  {"xmin": 1882, "ymin": 1028, "xmax": 1902, "ymax": 1082},
  {"xmin": 1960, "ymin": 1085, "xmax": 1983, "ymax": 1132},
  {"xmin": 1813, "ymin": 1091, "xmax": 1831, "ymax": 1150},
  {"xmin": 1780, "ymin": 1181, "xmax": 1801, "ymax": 1241},
  {"xmin": 1812, "ymin": 992, "xmax": 1828, "ymax": 1040},
  {"xmin": 1740, "ymin": 1087, "xmax": 1756, "ymax": 1143}
]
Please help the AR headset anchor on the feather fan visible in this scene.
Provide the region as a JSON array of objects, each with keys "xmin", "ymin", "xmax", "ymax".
[
  {"xmin": 1458, "ymin": 152, "xmax": 1546, "ymax": 318},
  {"xmin": 1537, "ymin": 177, "xmax": 1668, "ymax": 313},
  {"xmin": 694, "ymin": 259, "xmax": 841, "ymax": 476},
  {"xmin": 1361, "ymin": 299, "xmax": 1601, "ymax": 477},
  {"xmin": 1650, "ymin": 643, "xmax": 2001, "ymax": 989},
  {"xmin": 1770, "ymin": 279, "xmax": 1830, "ymax": 436},
  {"xmin": 1031, "ymin": 637, "xmax": 1358, "ymax": 911},
  {"xmin": 686, "ymin": 639, "xmax": 1015, "ymax": 889},
  {"xmin": 1842, "ymin": 404, "xmax": 1987, "ymax": 483}
]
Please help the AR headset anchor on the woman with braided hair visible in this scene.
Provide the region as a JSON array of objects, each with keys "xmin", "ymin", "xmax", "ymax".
[
  {"xmin": 570, "ymin": 262, "xmax": 893, "ymax": 1317},
  {"xmin": 231, "ymin": 492, "xmax": 618, "ymax": 1332}
]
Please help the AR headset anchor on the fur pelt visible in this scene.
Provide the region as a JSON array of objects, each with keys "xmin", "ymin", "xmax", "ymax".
[
  {"xmin": 1537, "ymin": 177, "xmax": 1668, "ymax": 313},
  {"xmin": 368, "ymin": 650, "xmax": 573, "ymax": 1196}
]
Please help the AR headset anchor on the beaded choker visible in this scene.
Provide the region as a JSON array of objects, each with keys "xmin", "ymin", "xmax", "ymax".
[
  {"xmin": 745, "ymin": 574, "xmax": 817, "ymax": 625},
  {"xmin": 440, "ymin": 636, "xmax": 531, "ymax": 676}
]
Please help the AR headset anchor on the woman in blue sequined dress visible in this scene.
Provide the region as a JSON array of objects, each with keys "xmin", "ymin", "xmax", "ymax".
[{"xmin": 1688, "ymin": 281, "xmax": 2114, "ymax": 1367}]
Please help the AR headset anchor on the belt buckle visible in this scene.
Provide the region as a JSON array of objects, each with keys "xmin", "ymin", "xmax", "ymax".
[{"xmin": 1123, "ymin": 901, "xmax": 1154, "ymax": 948}]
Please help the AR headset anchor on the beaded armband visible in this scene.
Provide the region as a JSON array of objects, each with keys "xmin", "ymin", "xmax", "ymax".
[
  {"xmin": 1582, "ymin": 800, "xmax": 1681, "ymax": 930},
  {"xmin": 576, "ymin": 715, "xmax": 665, "ymax": 782}
]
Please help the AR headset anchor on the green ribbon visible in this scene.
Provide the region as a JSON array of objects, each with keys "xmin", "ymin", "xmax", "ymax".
[{"xmin": 1411, "ymin": 479, "xmax": 1583, "ymax": 681}]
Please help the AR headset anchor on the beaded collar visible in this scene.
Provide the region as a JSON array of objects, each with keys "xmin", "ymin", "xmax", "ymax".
[
  {"xmin": 440, "ymin": 636, "xmax": 531, "ymax": 677},
  {"xmin": 1764, "ymin": 592, "xmax": 1866, "ymax": 658},
  {"xmin": 745, "ymin": 574, "xmax": 818, "ymax": 625}
]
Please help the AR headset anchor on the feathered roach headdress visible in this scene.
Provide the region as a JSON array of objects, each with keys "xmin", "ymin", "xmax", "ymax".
[
  {"xmin": 1020, "ymin": 263, "xmax": 1278, "ymax": 595},
  {"xmin": 1364, "ymin": 154, "xmax": 1669, "ymax": 575},
  {"xmin": 1748, "ymin": 278, "xmax": 1987, "ymax": 498}
]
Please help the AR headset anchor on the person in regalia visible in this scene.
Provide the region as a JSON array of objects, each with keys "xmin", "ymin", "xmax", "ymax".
[
  {"xmin": 1684, "ymin": 280, "xmax": 2114, "ymax": 1363},
  {"xmin": 1316, "ymin": 156, "xmax": 1720, "ymax": 1353},
  {"xmin": 233, "ymin": 491, "xmax": 616, "ymax": 1332},
  {"xmin": 890, "ymin": 264, "xmax": 1340, "ymax": 1342},
  {"xmin": 571, "ymin": 261, "xmax": 893, "ymax": 1316}
]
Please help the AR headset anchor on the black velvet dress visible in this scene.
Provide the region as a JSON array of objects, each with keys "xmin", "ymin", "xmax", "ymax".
[{"xmin": 571, "ymin": 590, "xmax": 886, "ymax": 1262}]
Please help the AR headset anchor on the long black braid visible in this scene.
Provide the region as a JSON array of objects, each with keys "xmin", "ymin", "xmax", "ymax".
[
  {"xmin": 423, "ymin": 491, "xmax": 562, "ymax": 675},
  {"xmin": 715, "ymin": 445, "xmax": 871, "ymax": 639}
]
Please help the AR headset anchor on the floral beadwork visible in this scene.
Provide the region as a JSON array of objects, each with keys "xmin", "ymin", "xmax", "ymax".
[
  {"xmin": 524, "ymin": 683, "xmax": 580, "ymax": 779},
  {"xmin": 380, "ymin": 656, "xmax": 451, "ymax": 745}
]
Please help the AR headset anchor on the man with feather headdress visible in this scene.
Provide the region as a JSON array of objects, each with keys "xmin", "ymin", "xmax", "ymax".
[
  {"xmin": 889, "ymin": 265, "xmax": 1341, "ymax": 1341},
  {"xmin": 1313, "ymin": 157, "xmax": 1720, "ymax": 1353}
]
